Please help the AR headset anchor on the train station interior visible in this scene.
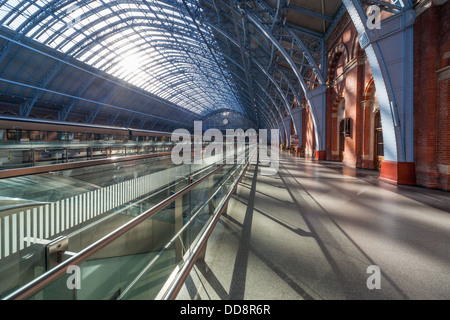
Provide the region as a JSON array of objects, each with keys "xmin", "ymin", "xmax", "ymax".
[{"xmin": 0, "ymin": 0, "xmax": 449, "ymax": 301}]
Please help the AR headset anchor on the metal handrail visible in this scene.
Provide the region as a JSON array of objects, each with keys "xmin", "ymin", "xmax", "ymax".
[
  {"xmin": 158, "ymin": 150, "xmax": 257, "ymax": 300},
  {"xmin": 0, "ymin": 151, "xmax": 172, "ymax": 179},
  {"xmin": 64, "ymin": 160, "xmax": 223, "ymax": 239},
  {"xmin": 2, "ymin": 160, "xmax": 229, "ymax": 300},
  {"xmin": 117, "ymin": 157, "xmax": 248, "ymax": 299}
]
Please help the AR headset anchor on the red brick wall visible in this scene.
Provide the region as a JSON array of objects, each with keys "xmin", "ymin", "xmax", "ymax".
[
  {"xmin": 324, "ymin": 17, "xmax": 370, "ymax": 168},
  {"xmin": 361, "ymin": 77, "xmax": 376, "ymax": 169},
  {"xmin": 414, "ymin": 1, "xmax": 450, "ymax": 190},
  {"xmin": 302, "ymin": 106, "xmax": 316, "ymax": 158},
  {"xmin": 313, "ymin": 3, "xmax": 449, "ymax": 191},
  {"xmin": 436, "ymin": 3, "xmax": 450, "ymax": 190}
]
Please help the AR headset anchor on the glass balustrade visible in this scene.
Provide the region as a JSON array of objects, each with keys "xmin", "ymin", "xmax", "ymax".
[
  {"xmin": 0, "ymin": 140, "xmax": 178, "ymax": 170},
  {"xmin": 0, "ymin": 143, "xmax": 252, "ymax": 299},
  {"xmin": 21, "ymin": 156, "xmax": 249, "ymax": 300}
]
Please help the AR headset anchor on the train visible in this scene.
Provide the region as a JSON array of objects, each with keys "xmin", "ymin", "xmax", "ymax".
[
  {"xmin": 0, "ymin": 116, "xmax": 173, "ymax": 143},
  {"xmin": 0, "ymin": 116, "xmax": 176, "ymax": 169}
]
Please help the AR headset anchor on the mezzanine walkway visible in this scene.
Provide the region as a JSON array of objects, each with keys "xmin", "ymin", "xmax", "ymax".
[{"xmin": 178, "ymin": 153, "xmax": 450, "ymax": 300}]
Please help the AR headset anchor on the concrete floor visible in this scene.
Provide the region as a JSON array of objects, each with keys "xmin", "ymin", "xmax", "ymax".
[{"xmin": 177, "ymin": 153, "xmax": 450, "ymax": 300}]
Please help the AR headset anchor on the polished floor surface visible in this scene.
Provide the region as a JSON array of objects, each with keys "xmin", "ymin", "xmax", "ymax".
[{"xmin": 177, "ymin": 153, "xmax": 450, "ymax": 300}]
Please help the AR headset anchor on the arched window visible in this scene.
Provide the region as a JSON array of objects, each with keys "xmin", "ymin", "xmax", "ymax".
[
  {"xmin": 374, "ymin": 110, "xmax": 384, "ymax": 169},
  {"xmin": 337, "ymin": 98, "xmax": 346, "ymax": 161}
]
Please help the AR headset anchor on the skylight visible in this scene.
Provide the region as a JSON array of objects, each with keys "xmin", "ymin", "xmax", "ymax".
[{"xmin": 0, "ymin": 0, "xmax": 243, "ymax": 116}]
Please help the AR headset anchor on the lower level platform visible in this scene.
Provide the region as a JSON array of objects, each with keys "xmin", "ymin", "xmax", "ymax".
[{"xmin": 178, "ymin": 153, "xmax": 450, "ymax": 300}]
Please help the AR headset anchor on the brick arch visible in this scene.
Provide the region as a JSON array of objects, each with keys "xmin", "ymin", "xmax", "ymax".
[
  {"xmin": 360, "ymin": 77, "xmax": 380, "ymax": 170},
  {"xmin": 351, "ymin": 32, "xmax": 364, "ymax": 59},
  {"xmin": 332, "ymin": 95, "xmax": 345, "ymax": 113},
  {"xmin": 329, "ymin": 95, "xmax": 346, "ymax": 162},
  {"xmin": 440, "ymin": 49, "xmax": 450, "ymax": 69},
  {"xmin": 363, "ymin": 77, "xmax": 376, "ymax": 101},
  {"xmin": 327, "ymin": 42, "xmax": 349, "ymax": 82}
]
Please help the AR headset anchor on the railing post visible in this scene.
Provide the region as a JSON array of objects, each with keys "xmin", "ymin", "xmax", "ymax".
[
  {"xmin": 46, "ymin": 236, "xmax": 69, "ymax": 270},
  {"xmin": 175, "ymin": 195, "xmax": 183, "ymax": 262},
  {"xmin": 208, "ymin": 175, "xmax": 214, "ymax": 215},
  {"xmin": 198, "ymin": 175, "xmax": 216, "ymax": 262},
  {"xmin": 31, "ymin": 149, "xmax": 35, "ymax": 166},
  {"xmin": 174, "ymin": 176, "xmax": 193, "ymax": 262}
]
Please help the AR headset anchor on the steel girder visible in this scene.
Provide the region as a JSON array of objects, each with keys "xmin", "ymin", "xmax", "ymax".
[
  {"xmin": 0, "ymin": 74, "xmax": 193, "ymax": 127},
  {"xmin": 0, "ymin": 32, "xmax": 197, "ymax": 125},
  {"xmin": 217, "ymin": 51, "xmax": 283, "ymax": 131},
  {"xmin": 63, "ymin": 2, "xmax": 238, "ymax": 114},
  {"xmin": 0, "ymin": 0, "xmax": 322, "ymax": 135},
  {"xmin": 361, "ymin": 0, "xmax": 413, "ymax": 13},
  {"xmin": 195, "ymin": 0, "xmax": 415, "ymax": 155},
  {"xmin": 0, "ymin": 0, "xmax": 244, "ymax": 119},
  {"xmin": 0, "ymin": 0, "xmax": 416, "ymax": 152},
  {"xmin": 166, "ymin": 1, "xmax": 278, "ymax": 123},
  {"xmin": 189, "ymin": 0, "xmax": 328, "ymax": 149},
  {"xmin": 342, "ymin": 0, "xmax": 415, "ymax": 163}
]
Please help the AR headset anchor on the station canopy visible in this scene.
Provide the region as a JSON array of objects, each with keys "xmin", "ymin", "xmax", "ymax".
[{"xmin": 0, "ymin": 0, "xmax": 400, "ymax": 130}]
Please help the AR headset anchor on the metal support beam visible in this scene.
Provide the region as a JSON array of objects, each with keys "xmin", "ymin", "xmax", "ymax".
[
  {"xmin": 287, "ymin": 5, "xmax": 334, "ymax": 22},
  {"xmin": 342, "ymin": 0, "xmax": 415, "ymax": 163}
]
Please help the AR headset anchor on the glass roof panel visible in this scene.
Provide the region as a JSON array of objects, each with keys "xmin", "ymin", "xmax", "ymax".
[{"xmin": 0, "ymin": 0, "xmax": 243, "ymax": 116}]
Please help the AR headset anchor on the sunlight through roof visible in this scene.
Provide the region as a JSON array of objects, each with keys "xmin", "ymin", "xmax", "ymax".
[{"xmin": 0, "ymin": 0, "xmax": 243, "ymax": 116}]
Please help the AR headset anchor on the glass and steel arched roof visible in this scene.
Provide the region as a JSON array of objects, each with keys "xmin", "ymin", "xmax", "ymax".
[
  {"xmin": 0, "ymin": 0, "xmax": 243, "ymax": 116},
  {"xmin": 1, "ymin": 0, "xmax": 380, "ymax": 131}
]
